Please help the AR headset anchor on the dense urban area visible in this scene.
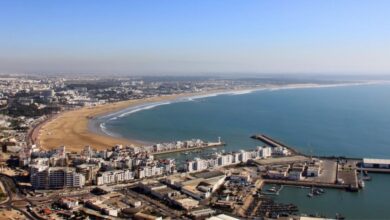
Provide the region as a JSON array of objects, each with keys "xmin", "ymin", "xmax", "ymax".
[{"xmin": 0, "ymin": 74, "xmax": 387, "ymax": 220}]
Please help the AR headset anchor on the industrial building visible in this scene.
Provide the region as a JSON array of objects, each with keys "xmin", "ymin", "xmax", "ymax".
[{"xmin": 363, "ymin": 158, "xmax": 390, "ymax": 169}]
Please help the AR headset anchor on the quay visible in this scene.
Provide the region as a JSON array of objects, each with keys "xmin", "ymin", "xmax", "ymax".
[
  {"xmin": 357, "ymin": 167, "xmax": 390, "ymax": 173},
  {"xmin": 251, "ymin": 134, "xmax": 361, "ymax": 191},
  {"xmin": 263, "ymin": 179, "xmax": 348, "ymax": 190},
  {"xmin": 236, "ymin": 179, "xmax": 264, "ymax": 217},
  {"xmin": 251, "ymin": 134, "xmax": 301, "ymax": 155}
]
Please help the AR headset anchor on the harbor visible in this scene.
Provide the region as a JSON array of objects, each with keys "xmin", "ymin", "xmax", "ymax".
[
  {"xmin": 152, "ymin": 133, "xmax": 390, "ymax": 218},
  {"xmin": 79, "ymin": 84, "xmax": 390, "ymax": 219},
  {"xmin": 252, "ymin": 134, "xmax": 364, "ymax": 191},
  {"xmin": 206, "ymin": 133, "xmax": 390, "ymax": 219},
  {"xmin": 271, "ymin": 173, "xmax": 390, "ymax": 219}
]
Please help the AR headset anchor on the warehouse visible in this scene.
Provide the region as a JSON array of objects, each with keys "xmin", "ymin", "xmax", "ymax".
[{"xmin": 363, "ymin": 158, "xmax": 390, "ymax": 169}]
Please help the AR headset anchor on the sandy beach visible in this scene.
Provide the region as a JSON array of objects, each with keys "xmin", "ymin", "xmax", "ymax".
[
  {"xmin": 36, "ymin": 81, "xmax": 380, "ymax": 153},
  {"xmin": 36, "ymin": 93, "xmax": 198, "ymax": 152}
]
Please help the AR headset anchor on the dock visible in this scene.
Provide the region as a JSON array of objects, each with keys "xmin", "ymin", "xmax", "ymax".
[
  {"xmin": 237, "ymin": 179, "xmax": 299, "ymax": 217},
  {"xmin": 263, "ymin": 179, "xmax": 348, "ymax": 190},
  {"xmin": 236, "ymin": 179, "xmax": 264, "ymax": 217},
  {"xmin": 357, "ymin": 167, "xmax": 390, "ymax": 173},
  {"xmin": 251, "ymin": 134, "xmax": 301, "ymax": 155},
  {"xmin": 250, "ymin": 134, "xmax": 361, "ymax": 191}
]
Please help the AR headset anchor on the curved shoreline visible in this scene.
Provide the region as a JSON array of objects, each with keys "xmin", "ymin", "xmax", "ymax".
[
  {"xmin": 36, "ymin": 81, "xmax": 385, "ymax": 152},
  {"xmin": 37, "ymin": 91, "xmax": 230, "ymax": 152}
]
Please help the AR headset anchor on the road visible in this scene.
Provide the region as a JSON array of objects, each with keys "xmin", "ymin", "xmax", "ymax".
[{"xmin": 0, "ymin": 174, "xmax": 37, "ymax": 220}]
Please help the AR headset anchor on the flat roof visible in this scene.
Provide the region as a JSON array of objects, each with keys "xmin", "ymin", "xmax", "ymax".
[
  {"xmin": 190, "ymin": 208, "xmax": 215, "ymax": 215},
  {"xmin": 363, "ymin": 158, "xmax": 390, "ymax": 165}
]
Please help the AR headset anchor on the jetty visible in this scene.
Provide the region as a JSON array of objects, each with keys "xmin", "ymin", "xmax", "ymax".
[
  {"xmin": 263, "ymin": 179, "xmax": 348, "ymax": 190},
  {"xmin": 251, "ymin": 134, "xmax": 301, "ymax": 155}
]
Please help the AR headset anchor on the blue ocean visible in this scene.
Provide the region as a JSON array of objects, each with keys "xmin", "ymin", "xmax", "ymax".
[
  {"xmin": 96, "ymin": 83, "xmax": 390, "ymax": 219},
  {"xmin": 101, "ymin": 83, "xmax": 390, "ymax": 158}
]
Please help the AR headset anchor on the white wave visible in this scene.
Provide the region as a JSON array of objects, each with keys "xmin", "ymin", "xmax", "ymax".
[
  {"xmin": 228, "ymin": 89, "xmax": 258, "ymax": 95},
  {"xmin": 181, "ymin": 93, "xmax": 220, "ymax": 101},
  {"xmin": 116, "ymin": 101, "xmax": 172, "ymax": 118},
  {"xmin": 99, "ymin": 122, "xmax": 117, "ymax": 137},
  {"xmin": 264, "ymin": 81, "xmax": 384, "ymax": 92},
  {"xmin": 97, "ymin": 80, "xmax": 388, "ymax": 126},
  {"xmin": 108, "ymin": 117, "xmax": 118, "ymax": 121}
]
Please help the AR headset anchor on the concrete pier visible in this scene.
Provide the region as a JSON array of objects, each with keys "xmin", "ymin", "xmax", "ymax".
[
  {"xmin": 251, "ymin": 134, "xmax": 301, "ymax": 155},
  {"xmin": 263, "ymin": 179, "xmax": 348, "ymax": 190}
]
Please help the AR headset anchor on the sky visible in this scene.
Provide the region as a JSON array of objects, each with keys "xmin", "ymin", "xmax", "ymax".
[{"xmin": 1, "ymin": 0, "xmax": 390, "ymax": 75}]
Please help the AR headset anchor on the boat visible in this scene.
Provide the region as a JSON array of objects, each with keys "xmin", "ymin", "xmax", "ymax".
[
  {"xmin": 267, "ymin": 187, "xmax": 277, "ymax": 193},
  {"xmin": 335, "ymin": 213, "xmax": 346, "ymax": 220},
  {"xmin": 362, "ymin": 176, "xmax": 372, "ymax": 181},
  {"xmin": 312, "ymin": 188, "xmax": 324, "ymax": 195},
  {"xmin": 358, "ymin": 179, "xmax": 365, "ymax": 188},
  {"xmin": 307, "ymin": 187, "xmax": 316, "ymax": 197},
  {"xmin": 358, "ymin": 163, "xmax": 366, "ymax": 188}
]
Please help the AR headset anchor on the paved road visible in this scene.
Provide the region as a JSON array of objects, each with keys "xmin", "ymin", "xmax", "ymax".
[
  {"xmin": 313, "ymin": 160, "xmax": 337, "ymax": 183},
  {"xmin": 0, "ymin": 174, "xmax": 37, "ymax": 220}
]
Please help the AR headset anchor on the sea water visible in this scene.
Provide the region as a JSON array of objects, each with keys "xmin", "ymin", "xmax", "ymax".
[{"xmin": 96, "ymin": 83, "xmax": 390, "ymax": 219}]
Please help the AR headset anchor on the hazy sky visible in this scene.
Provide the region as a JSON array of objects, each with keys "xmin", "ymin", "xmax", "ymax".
[{"xmin": 1, "ymin": 0, "xmax": 390, "ymax": 75}]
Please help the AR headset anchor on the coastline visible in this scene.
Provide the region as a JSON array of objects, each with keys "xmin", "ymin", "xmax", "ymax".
[
  {"xmin": 36, "ymin": 80, "xmax": 386, "ymax": 152},
  {"xmin": 37, "ymin": 92, "xmax": 209, "ymax": 152},
  {"xmin": 37, "ymin": 86, "xmax": 270, "ymax": 152}
]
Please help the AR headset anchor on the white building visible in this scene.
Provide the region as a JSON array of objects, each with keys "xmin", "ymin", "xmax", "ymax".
[
  {"xmin": 272, "ymin": 146, "xmax": 291, "ymax": 156},
  {"xmin": 30, "ymin": 166, "xmax": 85, "ymax": 189},
  {"xmin": 96, "ymin": 169, "xmax": 134, "ymax": 185},
  {"xmin": 363, "ymin": 158, "xmax": 390, "ymax": 169},
  {"xmin": 239, "ymin": 150, "xmax": 250, "ymax": 163},
  {"xmin": 258, "ymin": 146, "xmax": 272, "ymax": 158},
  {"xmin": 194, "ymin": 158, "xmax": 208, "ymax": 171}
]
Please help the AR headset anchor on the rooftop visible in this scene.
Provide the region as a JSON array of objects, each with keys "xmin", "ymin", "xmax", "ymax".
[{"xmin": 363, "ymin": 158, "xmax": 390, "ymax": 165}]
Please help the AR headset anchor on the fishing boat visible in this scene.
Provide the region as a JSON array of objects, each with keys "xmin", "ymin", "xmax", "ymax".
[
  {"xmin": 312, "ymin": 188, "xmax": 324, "ymax": 195},
  {"xmin": 358, "ymin": 179, "xmax": 365, "ymax": 188},
  {"xmin": 267, "ymin": 186, "xmax": 277, "ymax": 193},
  {"xmin": 307, "ymin": 187, "xmax": 315, "ymax": 197}
]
